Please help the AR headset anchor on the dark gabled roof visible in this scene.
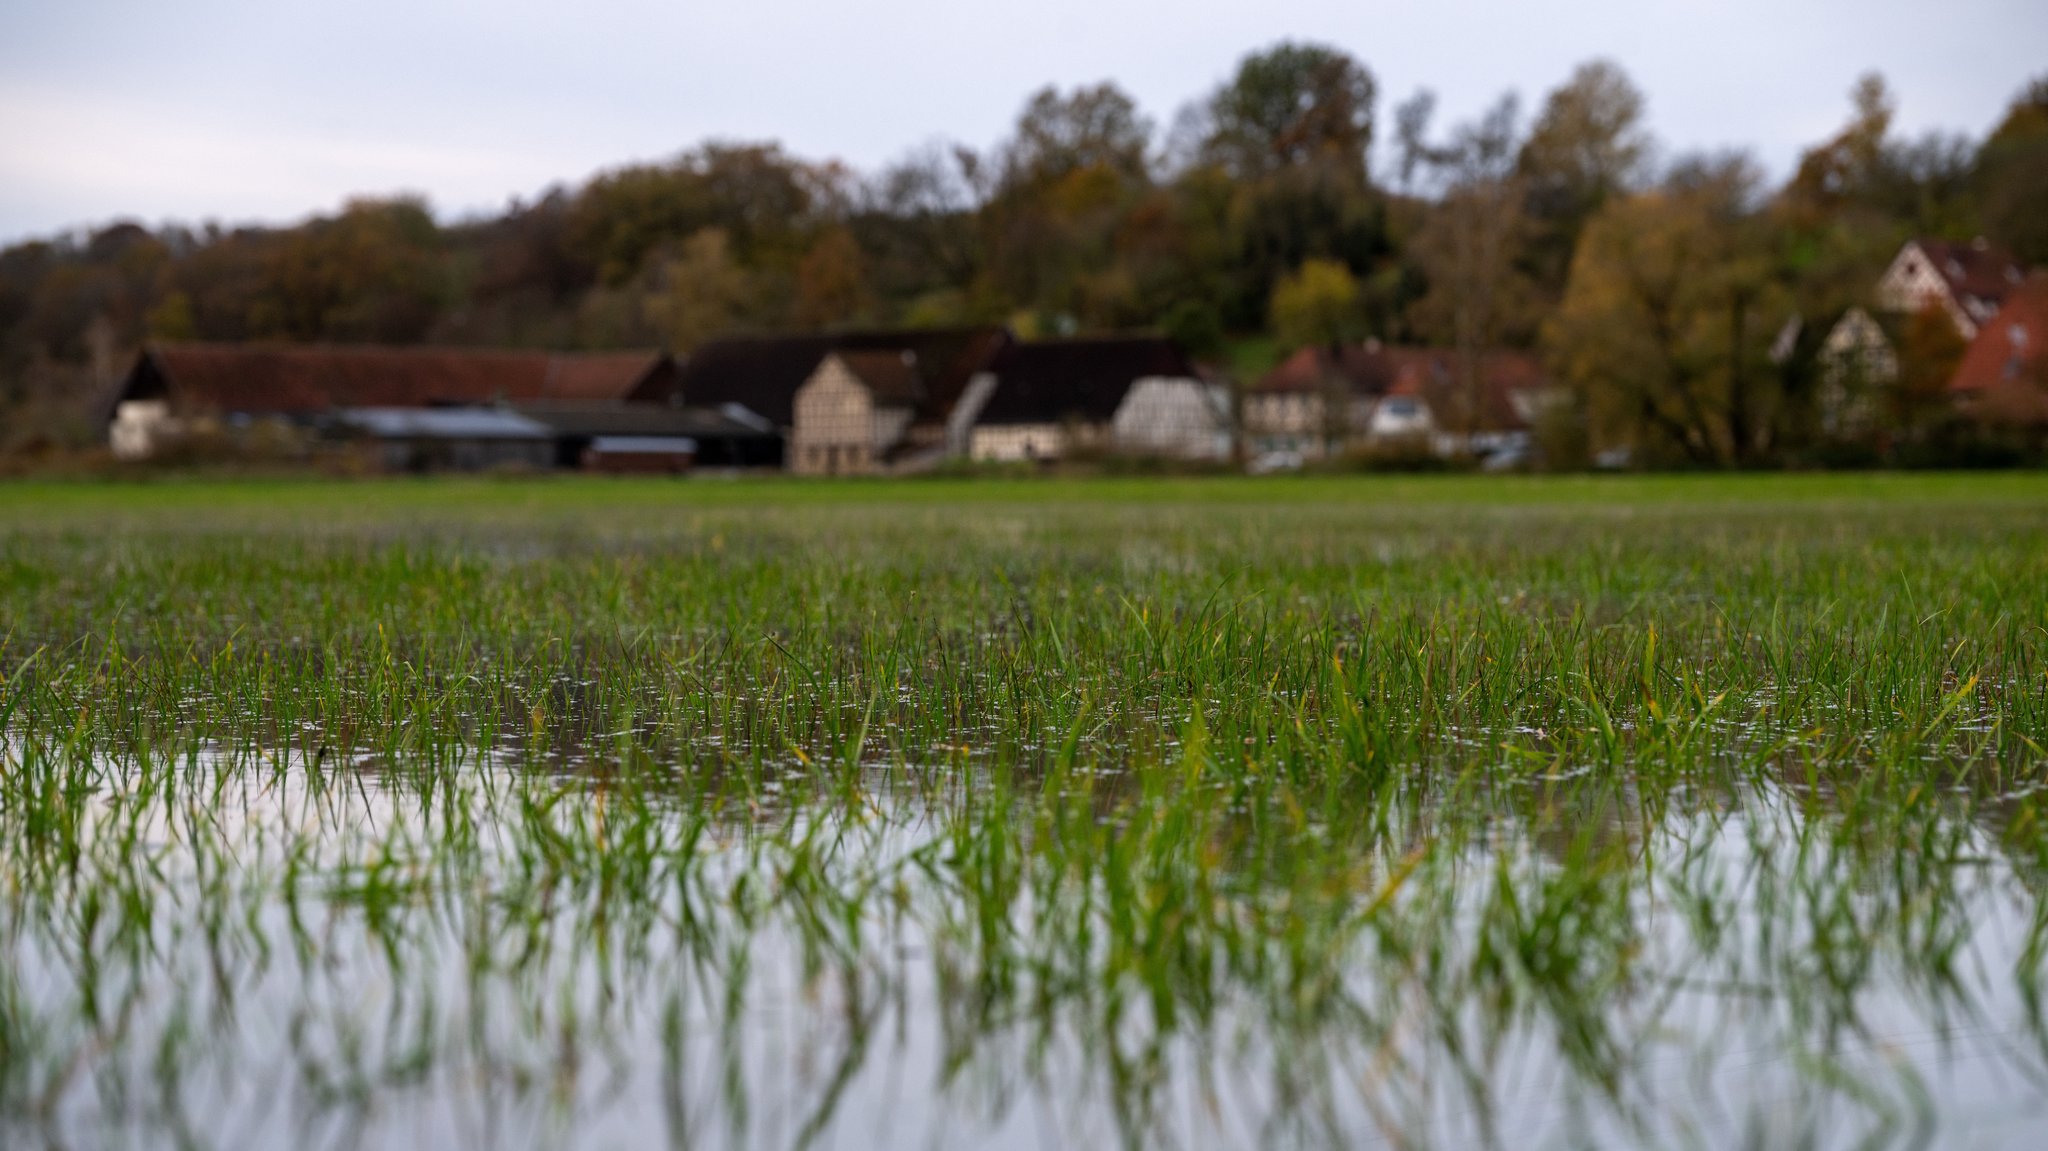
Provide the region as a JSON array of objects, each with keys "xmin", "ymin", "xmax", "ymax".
[
  {"xmin": 975, "ymin": 337, "xmax": 1194, "ymax": 426},
  {"xmin": 120, "ymin": 343, "xmax": 668, "ymax": 415},
  {"xmin": 1910, "ymin": 238, "xmax": 2027, "ymax": 316},
  {"xmin": 655, "ymin": 327, "xmax": 1010, "ymax": 428},
  {"xmin": 655, "ymin": 334, "xmax": 839, "ymax": 427},
  {"xmin": 834, "ymin": 350, "xmax": 923, "ymax": 406},
  {"xmin": 834, "ymin": 328, "xmax": 1010, "ymax": 418}
]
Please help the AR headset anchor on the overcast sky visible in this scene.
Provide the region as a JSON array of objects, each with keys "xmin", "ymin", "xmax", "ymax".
[{"xmin": 2, "ymin": 0, "xmax": 2042, "ymax": 245}]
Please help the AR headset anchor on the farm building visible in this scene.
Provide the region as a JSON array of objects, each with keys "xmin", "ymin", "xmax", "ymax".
[
  {"xmin": 335, "ymin": 408, "xmax": 556, "ymax": 472},
  {"xmin": 516, "ymin": 402, "xmax": 778, "ymax": 470},
  {"xmin": 104, "ymin": 329, "xmax": 1227, "ymax": 473},
  {"xmin": 790, "ymin": 351, "xmax": 924, "ymax": 475},
  {"xmin": 104, "ymin": 343, "xmax": 713, "ymax": 471},
  {"xmin": 668, "ymin": 328, "xmax": 1219, "ymax": 470},
  {"xmin": 651, "ymin": 328, "xmax": 1012, "ymax": 472},
  {"xmin": 968, "ymin": 338, "xmax": 1224, "ymax": 463}
]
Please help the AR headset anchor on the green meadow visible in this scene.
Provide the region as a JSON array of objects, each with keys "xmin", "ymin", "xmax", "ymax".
[{"xmin": 5, "ymin": 474, "xmax": 2048, "ymax": 1149}]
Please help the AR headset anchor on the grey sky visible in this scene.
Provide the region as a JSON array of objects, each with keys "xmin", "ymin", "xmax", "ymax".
[{"xmin": 1, "ymin": 0, "xmax": 2042, "ymax": 245}]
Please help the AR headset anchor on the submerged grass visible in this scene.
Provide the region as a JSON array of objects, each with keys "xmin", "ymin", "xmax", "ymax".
[{"xmin": 2, "ymin": 475, "xmax": 2048, "ymax": 1149}]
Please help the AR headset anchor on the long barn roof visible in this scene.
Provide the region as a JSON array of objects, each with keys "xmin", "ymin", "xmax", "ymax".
[
  {"xmin": 975, "ymin": 337, "xmax": 1194, "ymax": 426},
  {"xmin": 119, "ymin": 343, "xmax": 671, "ymax": 415},
  {"xmin": 658, "ymin": 327, "xmax": 1010, "ymax": 428}
]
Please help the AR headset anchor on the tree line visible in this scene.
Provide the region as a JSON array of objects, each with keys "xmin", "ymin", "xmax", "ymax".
[{"xmin": 2, "ymin": 42, "xmax": 2044, "ymax": 465}]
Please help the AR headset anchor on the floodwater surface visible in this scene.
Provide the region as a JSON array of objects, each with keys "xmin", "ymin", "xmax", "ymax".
[{"xmin": 4, "ymin": 477, "xmax": 2048, "ymax": 1150}]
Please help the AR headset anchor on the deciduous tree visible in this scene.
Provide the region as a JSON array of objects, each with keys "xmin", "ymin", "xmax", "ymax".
[
  {"xmin": 1547, "ymin": 164, "xmax": 1789, "ymax": 465},
  {"xmin": 641, "ymin": 228, "xmax": 751, "ymax": 353},
  {"xmin": 1202, "ymin": 42, "xmax": 1377, "ymax": 187},
  {"xmin": 1516, "ymin": 60, "xmax": 1651, "ymax": 294}
]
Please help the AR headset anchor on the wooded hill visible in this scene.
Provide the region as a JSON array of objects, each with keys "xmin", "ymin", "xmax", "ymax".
[{"xmin": 4, "ymin": 43, "xmax": 2044, "ymax": 467}]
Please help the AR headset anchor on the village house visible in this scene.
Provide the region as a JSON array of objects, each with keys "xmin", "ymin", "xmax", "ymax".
[
  {"xmin": 1809, "ymin": 238, "xmax": 2028, "ymax": 433},
  {"xmin": 1948, "ymin": 275, "xmax": 2048, "ymax": 426},
  {"xmin": 1246, "ymin": 342, "xmax": 1554, "ymax": 465},
  {"xmin": 1812, "ymin": 308, "xmax": 1901, "ymax": 436},
  {"xmin": 1244, "ymin": 344, "xmax": 1382, "ymax": 460},
  {"xmin": 1875, "ymin": 238, "xmax": 2028, "ymax": 340},
  {"xmin": 967, "ymin": 337, "xmax": 1226, "ymax": 463}
]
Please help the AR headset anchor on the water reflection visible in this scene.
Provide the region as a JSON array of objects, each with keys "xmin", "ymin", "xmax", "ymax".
[{"xmin": 5, "ymin": 730, "xmax": 2047, "ymax": 1151}]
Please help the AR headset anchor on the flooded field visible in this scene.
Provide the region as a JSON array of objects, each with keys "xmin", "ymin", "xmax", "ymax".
[{"xmin": 5, "ymin": 475, "xmax": 2048, "ymax": 1150}]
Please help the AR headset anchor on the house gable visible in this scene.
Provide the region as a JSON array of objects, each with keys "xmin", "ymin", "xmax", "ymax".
[
  {"xmin": 1110, "ymin": 377, "xmax": 1231, "ymax": 459},
  {"xmin": 790, "ymin": 351, "xmax": 926, "ymax": 475},
  {"xmin": 1875, "ymin": 239, "xmax": 2026, "ymax": 340},
  {"xmin": 1876, "ymin": 242, "xmax": 1962, "ymax": 321}
]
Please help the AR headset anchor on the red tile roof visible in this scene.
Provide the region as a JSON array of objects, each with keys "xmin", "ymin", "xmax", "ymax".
[
  {"xmin": 1949, "ymin": 276, "xmax": 2048, "ymax": 422},
  {"xmin": 120, "ymin": 343, "xmax": 669, "ymax": 415}
]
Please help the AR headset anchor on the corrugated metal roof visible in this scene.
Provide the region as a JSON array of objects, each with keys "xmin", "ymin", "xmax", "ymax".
[
  {"xmin": 337, "ymin": 407, "xmax": 553, "ymax": 439},
  {"xmin": 515, "ymin": 402, "xmax": 776, "ymax": 439},
  {"xmin": 588, "ymin": 436, "xmax": 698, "ymax": 454}
]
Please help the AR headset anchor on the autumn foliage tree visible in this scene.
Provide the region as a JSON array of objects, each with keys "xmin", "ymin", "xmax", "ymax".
[{"xmin": 1546, "ymin": 161, "xmax": 1790, "ymax": 465}]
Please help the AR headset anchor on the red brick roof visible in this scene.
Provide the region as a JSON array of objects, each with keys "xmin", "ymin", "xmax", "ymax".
[
  {"xmin": 120, "ymin": 343, "xmax": 669, "ymax": 415},
  {"xmin": 1949, "ymin": 276, "xmax": 2048, "ymax": 422}
]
